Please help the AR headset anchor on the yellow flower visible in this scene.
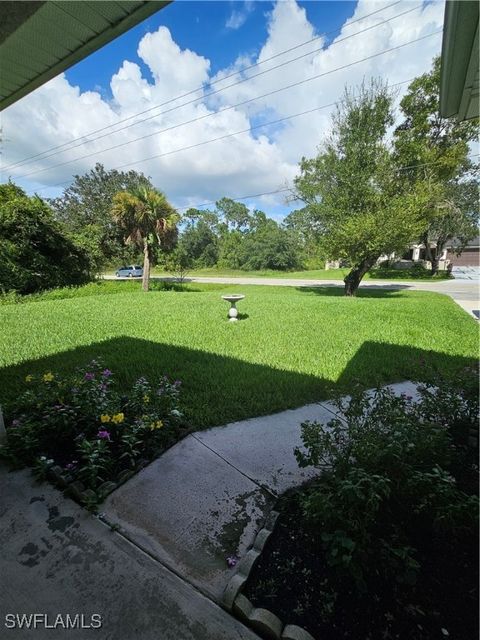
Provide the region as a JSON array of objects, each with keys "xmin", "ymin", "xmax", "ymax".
[
  {"xmin": 143, "ymin": 394, "xmax": 150, "ymax": 404},
  {"xmin": 43, "ymin": 372, "xmax": 54, "ymax": 383},
  {"xmin": 149, "ymin": 420, "xmax": 163, "ymax": 430},
  {"xmin": 100, "ymin": 414, "xmax": 111, "ymax": 423},
  {"xmin": 112, "ymin": 412, "xmax": 124, "ymax": 424},
  {"xmin": 25, "ymin": 375, "xmax": 33, "ymax": 382}
]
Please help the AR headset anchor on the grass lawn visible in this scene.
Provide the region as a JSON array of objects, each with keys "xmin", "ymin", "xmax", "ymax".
[
  {"xmin": 104, "ymin": 267, "xmax": 451, "ymax": 281},
  {"xmin": 0, "ymin": 281, "xmax": 476, "ymax": 428},
  {"xmin": 145, "ymin": 266, "xmax": 451, "ymax": 281}
]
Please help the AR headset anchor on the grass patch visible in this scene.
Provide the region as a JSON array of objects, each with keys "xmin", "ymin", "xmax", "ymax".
[
  {"xmin": 138, "ymin": 266, "xmax": 452, "ymax": 281},
  {"xmin": 0, "ymin": 281, "xmax": 476, "ymax": 428}
]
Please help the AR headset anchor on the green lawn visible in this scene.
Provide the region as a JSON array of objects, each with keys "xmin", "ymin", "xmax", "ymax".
[
  {"xmin": 103, "ymin": 266, "xmax": 451, "ymax": 281},
  {"xmin": 0, "ymin": 281, "xmax": 476, "ymax": 428},
  {"xmin": 145, "ymin": 266, "xmax": 450, "ymax": 281}
]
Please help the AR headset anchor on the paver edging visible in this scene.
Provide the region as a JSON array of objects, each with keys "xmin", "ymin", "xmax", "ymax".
[
  {"xmin": 47, "ymin": 457, "xmax": 159, "ymax": 508},
  {"xmin": 222, "ymin": 509, "xmax": 315, "ymax": 640}
]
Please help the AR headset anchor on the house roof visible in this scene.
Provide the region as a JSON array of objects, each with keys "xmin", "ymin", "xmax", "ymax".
[
  {"xmin": 440, "ymin": 0, "xmax": 479, "ymax": 121},
  {"xmin": 0, "ymin": 1, "xmax": 171, "ymax": 112}
]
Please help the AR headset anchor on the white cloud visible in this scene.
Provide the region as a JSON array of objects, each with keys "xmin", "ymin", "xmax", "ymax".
[
  {"xmin": 226, "ymin": 1, "xmax": 255, "ymax": 30},
  {"xmin": 1, "ymin": 1, "xmax": 445, "ymax": 216}
]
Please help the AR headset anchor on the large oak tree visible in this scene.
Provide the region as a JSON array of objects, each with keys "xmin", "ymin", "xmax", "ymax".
[{"xmin": 293, "ymin": 80, "xmax": 434, "ymax": 295}]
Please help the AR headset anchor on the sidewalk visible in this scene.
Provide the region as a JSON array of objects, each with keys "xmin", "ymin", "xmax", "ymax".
[
  {"xmin": 0, "ymin": 464, "xmax": 259, "ymax": 640},
  {"xmin": 103, "ymin": 382, "xmax": 418, "ymax": 602}
]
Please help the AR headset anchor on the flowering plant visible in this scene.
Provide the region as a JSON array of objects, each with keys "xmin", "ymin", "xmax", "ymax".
[{"xmin": 1, "ymin": 360, "xmax": 184, "ymax": 495}]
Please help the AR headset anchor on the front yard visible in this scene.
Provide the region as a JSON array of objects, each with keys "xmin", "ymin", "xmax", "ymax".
[{"xmin": 0, "ymin": 281, "xmax": 477, "ymax": 428}]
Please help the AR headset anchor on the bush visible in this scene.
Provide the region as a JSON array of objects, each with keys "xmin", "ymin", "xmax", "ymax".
[
  {"xmin": 1, "ymin": 360, "xmax": 185, "ymax": 498},
  {"xmin": 0, "ymin": 182, "xmax": 92, "ymax": 294},
  {"xmin": 294, "ymin": 377, "xmax": 478, "ymax": 590}
]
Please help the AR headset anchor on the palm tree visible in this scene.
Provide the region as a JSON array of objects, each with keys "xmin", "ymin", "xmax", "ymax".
[{"xmin": 111, "ymin": 186, "xmax": 179, "ymax": 291}]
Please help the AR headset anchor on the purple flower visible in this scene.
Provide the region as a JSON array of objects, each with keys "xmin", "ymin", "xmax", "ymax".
[
  {"xmin": 84, "ymin": 372, "xmax": 95, "ymax": 381},
  {"xmin": 97, "ymin": 429, "xmax": 111, "ymax": 441},
  {"xmin": 226, "ymin": 556, "xmax": 238, "ymax": 568},
  {"xmin": 11, "ymin": 419, "xmax": 20, "ymax": 427},
  {"xmin": 102, "ymin": 369, "xmax": 112, "ymax": 378},
  {"xmin": 174, "ymin": 380, "xmax": 182, "ymax": 387},
  {"xmin": 65, "ymin": 460, "xmax": 78, "ymax": 471}
]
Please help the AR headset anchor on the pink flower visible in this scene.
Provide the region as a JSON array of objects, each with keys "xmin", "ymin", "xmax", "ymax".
[{"xmin": 226, "ymin": 556, "xmax": 238, "ymax": 568}]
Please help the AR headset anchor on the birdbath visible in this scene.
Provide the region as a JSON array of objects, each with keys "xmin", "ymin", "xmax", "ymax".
[{"xmin": 222, "ymin": 294, "xmax": 245, "ymax": 322}]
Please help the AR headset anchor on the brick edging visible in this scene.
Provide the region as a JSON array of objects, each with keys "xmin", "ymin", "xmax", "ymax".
[{"xmin": 222, "ymin": 510, "xmax": 315, "ymax": 640}]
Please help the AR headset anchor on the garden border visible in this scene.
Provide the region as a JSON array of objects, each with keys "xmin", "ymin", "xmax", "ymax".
[
  {"xmin": 46, "ymin": 457, "xmax": 152, "ymax": 507},
  {"xmin": 222, "ymin": 509, "xmax": 316, "ymax": 640}
]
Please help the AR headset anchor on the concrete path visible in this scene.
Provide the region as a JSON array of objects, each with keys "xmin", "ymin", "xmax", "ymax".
[
  {"xmin": 103, "ymin": 382, "xmax": 418, "ymax": 603},
  {"xmin": 0, "ymin": 465, "xmax": 259, "ymax": 640}
]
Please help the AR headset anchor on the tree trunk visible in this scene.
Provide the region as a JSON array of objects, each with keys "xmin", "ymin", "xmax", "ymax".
[
  {"xmin": 142, "ymin": 240, "xmax": 150, "ymax": 292},
  {"xmin": 344, "ymin": 257, "xmax": 377, "ymax": 296}
]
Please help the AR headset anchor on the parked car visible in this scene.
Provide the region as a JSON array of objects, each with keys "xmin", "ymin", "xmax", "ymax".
[{"xmin": 115, "ymin": 265, "xmax": 143, "ymax": 278}]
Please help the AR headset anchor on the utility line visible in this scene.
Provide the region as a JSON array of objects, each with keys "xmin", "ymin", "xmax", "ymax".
[
  {"xmin": 15, "ymin": 28, "xmax": 438, "ymax": 180},
  {"xmin": 3, "ymin": 0, "xmax": 403, "ymax": 171},
  {"xmin": 176, "ymin": 154, "xmax": 480, "ymax": 211}
]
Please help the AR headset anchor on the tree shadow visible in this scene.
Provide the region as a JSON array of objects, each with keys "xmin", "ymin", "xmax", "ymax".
[
  {"xmin": 296, "ymin": 285, "xmax": 413, "ymax": 298},
  {"xmin": 0, "ymin": 337, "xmax": 474, "ymax": 429}
]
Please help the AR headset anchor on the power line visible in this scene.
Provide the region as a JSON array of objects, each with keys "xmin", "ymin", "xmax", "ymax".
[
  {"xmin": 177, "ymin": 188, "xmax": 294, "ymax": 211},
  {"xmin": 15, "ymin": 28, "xmax": 438, "ymax": 180},
  {"xmin": 3, "ymin": 0, "xmax": 403, "ymax": 171},
  {"xmin": 177, "ymin": 154, "xmax": 480, "ymax": 212},
  {"xmin": 35, "ymin": 78, "xmax": 469, "ymax": 200},
  {"xmin": 9, "ymin": 3, "xmax": 421, "ymax": 177}
]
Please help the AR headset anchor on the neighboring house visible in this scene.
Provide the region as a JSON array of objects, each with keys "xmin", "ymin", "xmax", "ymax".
[{"xmin": 446, "ymin": 236, "xmax": 480, "ymax": 267}]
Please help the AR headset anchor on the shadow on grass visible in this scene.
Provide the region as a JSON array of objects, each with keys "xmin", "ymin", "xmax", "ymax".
[
  {"xmin": 296, "ymin": 285, "xmax": 412, "ymax": 298},
  {"xmin": 0, "ymin": 337, "xmax": 474, "ymax": 429}
]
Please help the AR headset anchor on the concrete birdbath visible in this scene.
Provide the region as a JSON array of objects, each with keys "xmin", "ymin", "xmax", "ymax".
[{"xmin": 222, "ymin": 294, "xmax": 245, "ymax": 322}]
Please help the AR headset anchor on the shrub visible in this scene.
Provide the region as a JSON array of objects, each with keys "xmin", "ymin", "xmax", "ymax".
[
  {"xmin": 294, "ymin": 377, "xmax": 478, "ymax": 590},
  {"xmin": 1, "ymin": 360, "xmax": 184, "ymax": 496},
  {"xmin": 0, "ymin": 182, "xmax": 92, "ymax": 294}
]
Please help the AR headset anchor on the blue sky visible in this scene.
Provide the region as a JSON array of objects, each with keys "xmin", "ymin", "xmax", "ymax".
[
  {"xmin": 66, "ymin": 1, "xmax": 357, "ymax": 101},
  {"xmin": 3, "ymin": 1, "xmax": 444, "ymax": 219}
]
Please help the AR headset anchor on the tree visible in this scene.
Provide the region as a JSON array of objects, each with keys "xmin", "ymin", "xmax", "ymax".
[
  {"xmin": 239, "ymin": 217, "xmax": 301, "ymax": 271},
  {"xmin": 111, "ymin": 186, "xmax": 179, "ymax": 291},
  {"xmin": 163, "ymin": 244, "xmax": 193, "ymax": 284},
  {"xmin": 293, "ymin": 80, "xmax": 434, "ymax": 295},
  {"xmin": 283, "ymin": 206, "xmax": 326, "ymax": 268},
  {"xmin": 180, "ymin": 210, "xmax": 219, "ymax": 267},
  {"xmin": 0, "ymin": 182, "xmax": 91, "ymax": 294},
  {"xmin": 394, "ymin": 57, "xmax": 479, "ymax": 274},
  {"xmin": 50, "ymin": 163, "xmax": 153, "ymax": 272}
]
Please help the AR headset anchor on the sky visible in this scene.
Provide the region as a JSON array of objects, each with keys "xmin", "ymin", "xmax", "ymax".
[{"xmin": 0, "ymin": 0, "xmax": 445, "ymax": 219}]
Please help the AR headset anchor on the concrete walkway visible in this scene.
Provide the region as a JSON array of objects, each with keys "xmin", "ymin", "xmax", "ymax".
[
  {"xmin": 103, "ymin": 381, "xmax": 418, "ymax": 603},
  {"xmin": 0, "ymin": 465, "xmax": 259, "ymax": 640}
]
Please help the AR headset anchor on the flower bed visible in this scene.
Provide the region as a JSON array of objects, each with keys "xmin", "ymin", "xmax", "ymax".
[
  {"xmin": 244, "ymin": 376, "xmax": 479, "ymax": 640},
  {"xmin": 1, "ymin": 360, "xmax": 187, "ymax": 508}
]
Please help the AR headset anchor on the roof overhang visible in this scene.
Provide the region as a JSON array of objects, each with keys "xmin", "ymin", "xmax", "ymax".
[
  {"xmin": 440, "ymin": 0, "xmax": 479, "ymax": 121},
  {"xmin": 0, "ymin": 1, "xmax": 171, "ymax": 112}
]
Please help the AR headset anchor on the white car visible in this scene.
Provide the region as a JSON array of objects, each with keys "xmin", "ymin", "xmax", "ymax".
[{"xmin": 115, "ymin": 265, "xmax": 143, "ymax": 278}]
